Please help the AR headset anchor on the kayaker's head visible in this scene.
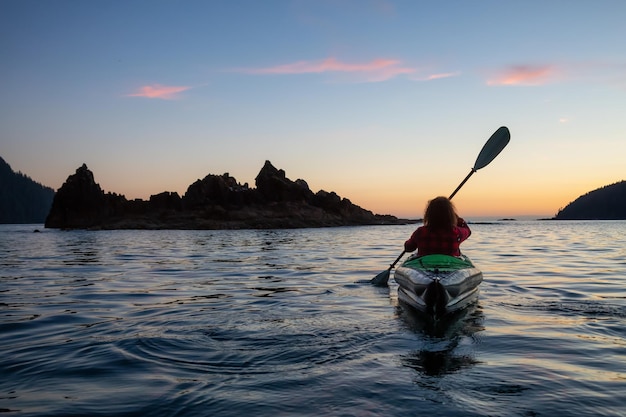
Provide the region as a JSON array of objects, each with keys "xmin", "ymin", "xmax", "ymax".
[{"xmin": 424, "ymin": 196, "xmax": 458, "ymax": 231}]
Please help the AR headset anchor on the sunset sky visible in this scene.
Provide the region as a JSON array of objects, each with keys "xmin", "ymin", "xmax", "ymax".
[{"xmin": 2, "ymin": 1, "xmax": 625, "ymax": 219}]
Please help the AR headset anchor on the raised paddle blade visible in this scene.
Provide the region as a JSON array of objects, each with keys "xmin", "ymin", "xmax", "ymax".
[
  {"xmin": 473, "ymin": 126, "xmax": 510, "ymax": 171},
  {"xmin": 371, "ymin": 269, "xmax": 391, "ymax": 287}
]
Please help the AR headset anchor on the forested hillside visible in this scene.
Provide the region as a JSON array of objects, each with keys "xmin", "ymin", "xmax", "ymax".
[
  {"xmin": 0, "ymin": 156, "xmax": 55, "ymax": 224},
  {"xmin": 554, "ymin": 181, "xmax": 626, "ymax": 220}
]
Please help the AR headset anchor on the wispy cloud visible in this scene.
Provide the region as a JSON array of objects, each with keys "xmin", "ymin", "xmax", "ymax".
[
  {"xmin": 127, "ymin": 84, "xmax": 191, "ymax": 99},
  {"xmin": 487, "ymin": 61, "xmax": 626, "ymax": 90},
  {"xmin": 234, "ymin": 57, "xmax": 417, "ymax": 82},
  {"xmin": 413, "ymin": 71, "xmax": 461, "ymax": 81},
  {"xmin": 487, "ymin": 65, "xmax": 560, "ymax": 86}
]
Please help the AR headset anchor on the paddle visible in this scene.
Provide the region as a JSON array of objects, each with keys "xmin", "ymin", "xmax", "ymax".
[{"xmin": 370, "ymin": 126, "xmax": 510, "ymax": 287}]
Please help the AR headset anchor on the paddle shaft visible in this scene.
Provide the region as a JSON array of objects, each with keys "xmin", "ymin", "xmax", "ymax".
[
  {"xmin": 448, "ymin": 169, "xmax": 475, "ymax": 200},
  {"xmin": 387, "ymin": 250, "xmax": 407, "ymax": 270}
]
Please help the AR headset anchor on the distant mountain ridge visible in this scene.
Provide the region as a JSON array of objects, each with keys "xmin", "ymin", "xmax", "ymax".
[
  {"xmin": 0, "ymin": 156, "xmax": 55, "ymax": 224},
  {"xmin": 45, "ymin": 160, "xmax": 411, "ymax": 229},
  {"xmin": 553, "ymin": 181, "xmax": 626, "ymax": 220}
]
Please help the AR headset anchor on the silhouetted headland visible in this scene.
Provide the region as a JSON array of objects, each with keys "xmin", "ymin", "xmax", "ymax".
[
  {"xmin": 45, "ymin": 161, "xmax": 415, "ymax": 230},
  {"xmin": 0, "ymin": 156, "xmax": 55, "ymax": 224},
  {"xmin": 552, "ymin": 180, "xmax": 626, "ymax": 220}
]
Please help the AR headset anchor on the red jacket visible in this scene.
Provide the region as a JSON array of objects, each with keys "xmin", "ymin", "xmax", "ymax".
[{"xmin": 404, "ymin": 218, "xmax": 471, "ymax": 257}]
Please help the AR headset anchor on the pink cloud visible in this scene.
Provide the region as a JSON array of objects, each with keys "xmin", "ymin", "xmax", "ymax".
[
  {"xmin": 127, "ymin": 84, "xmax": 191, "ymax": 99},
  {"xmin": 487, "ymin": 65, "xmax": 560, "ymax": 86},
  {"xmin": 411, "ymin": 71, "xmax": 461, "ymax": 81},
  {"xmin": 236, "ymin": 57, "xmax": 416, "ymax": 82}
]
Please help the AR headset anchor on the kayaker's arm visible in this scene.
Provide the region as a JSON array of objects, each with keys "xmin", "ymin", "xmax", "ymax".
[
  {"xmin": 404, "ymin": 229, "xmax": 419, "ymax": 252},
  {"xmin": 456, "ymin": 218, "xmax": 471, "ymax": 241}
]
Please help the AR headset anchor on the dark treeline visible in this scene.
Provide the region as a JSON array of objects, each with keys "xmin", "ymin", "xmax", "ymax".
[
  {"xmin": 554, "ymin": 180, "xmax": 626, "ymax": 220},
  {"xmin": 0, "ymin": 156, "xmax": 55, "ymax": 224}
]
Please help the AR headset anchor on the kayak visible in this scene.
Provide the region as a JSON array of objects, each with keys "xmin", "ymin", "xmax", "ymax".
[{"xmin": 394, "ymin": 254, "xmax": 483, "ymax": 318}]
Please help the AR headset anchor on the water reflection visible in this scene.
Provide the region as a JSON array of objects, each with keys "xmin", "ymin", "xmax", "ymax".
[
  {"xmin": 62, "ymin": 232, "xmax": 101, "ymax": 265},
  {"xmin": 397, "ymin": 302, "xmax": 484, "ymax": 376}
]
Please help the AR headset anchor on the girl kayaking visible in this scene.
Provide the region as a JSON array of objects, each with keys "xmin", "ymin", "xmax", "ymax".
[{"xmin": 404, "ymin": 196, "xmax": 471, "ymax": 257}]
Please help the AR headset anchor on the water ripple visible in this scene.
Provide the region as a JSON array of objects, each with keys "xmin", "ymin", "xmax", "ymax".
[{"xmin": 1, "ymin": 222, "xmax": 626, "ymax": 416}]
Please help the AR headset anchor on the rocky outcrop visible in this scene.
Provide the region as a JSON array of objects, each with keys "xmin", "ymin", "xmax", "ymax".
[
  {"xmin": 45, "ymin": 164, "xmax": 126, "ymax": 228},
  {"xmin": 255, "ymin": 160, "xmax": 312, "ymax": 202},
  {"xmin": 182, "ymin": 173, "xmax": 254, "ymax": 210},
  {"xmin": 45, "ymin": 160, "xmax": 412, "ymax": 230}
]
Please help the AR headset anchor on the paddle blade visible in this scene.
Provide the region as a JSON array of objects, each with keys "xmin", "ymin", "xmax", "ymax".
[
  {"xmin": 473, "ymin": 126, "xmax": 510, "ymax": 171},
  {"xmin": 371, "ymin": 269, "xmax": 391, "ymax": 287}
]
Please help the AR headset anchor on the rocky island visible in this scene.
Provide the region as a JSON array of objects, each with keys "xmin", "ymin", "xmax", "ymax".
[{"xmin": 45, "ymin": 161, "xmax": 412, "ymax": 230}]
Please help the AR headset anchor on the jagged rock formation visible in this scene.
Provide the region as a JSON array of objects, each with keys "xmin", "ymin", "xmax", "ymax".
[
  {"xmin": 0, "ymin": 156, "xmax": 55, "ymax": 224},
  {"xmin": 45, "ymin": 160, "xmax": 410, "ymax": 229},
  {"xmin": 553, "ymin": 180, "xmax": 626, "ymax": 220}
]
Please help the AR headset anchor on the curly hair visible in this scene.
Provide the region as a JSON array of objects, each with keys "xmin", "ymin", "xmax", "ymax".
[{"xmin": 423, "ymin": 196, "xmax": 458, "ymax": 231}]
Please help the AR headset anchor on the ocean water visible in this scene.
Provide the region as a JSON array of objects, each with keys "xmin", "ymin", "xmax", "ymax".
[{"xmin": 1, "ymin": 221, "xmax": 625, "ymax": 416}]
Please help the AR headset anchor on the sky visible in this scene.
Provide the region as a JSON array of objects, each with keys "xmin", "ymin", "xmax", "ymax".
[{"xmin": 1, "ymin": 0, "xmax": 625, "ymax": 219}]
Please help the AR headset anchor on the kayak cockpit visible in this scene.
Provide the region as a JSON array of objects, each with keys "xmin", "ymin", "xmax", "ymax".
[{"xmin": 394, "ymin": 254, "xmax": 483, "ymax": 318}]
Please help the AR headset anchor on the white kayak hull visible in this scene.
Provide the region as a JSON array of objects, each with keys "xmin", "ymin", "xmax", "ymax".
[{"xmin": 394, "ymin": 255, "xmax": 483, "ymax": 318}]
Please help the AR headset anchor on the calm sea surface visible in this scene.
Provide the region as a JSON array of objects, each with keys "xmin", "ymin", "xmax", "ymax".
[{"xmin": 1, "ymin": 221, "xmax": 625, "ymax": 416}]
